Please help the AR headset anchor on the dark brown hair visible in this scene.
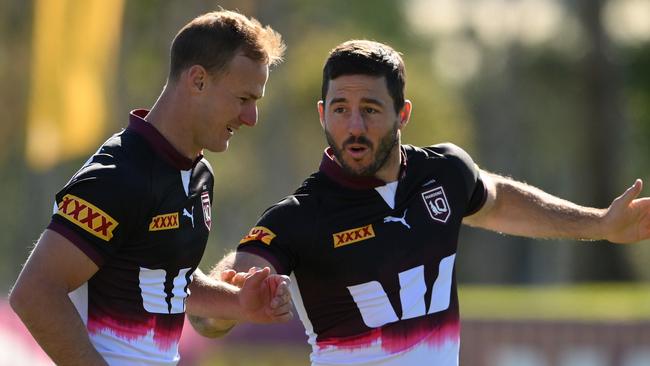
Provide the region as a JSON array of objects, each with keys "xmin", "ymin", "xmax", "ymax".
[{"xmin": 322, "ymin": 40, "xmax": 406, "ymax": 112}]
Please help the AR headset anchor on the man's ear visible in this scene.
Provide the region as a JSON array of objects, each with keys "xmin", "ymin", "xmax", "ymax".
[
  {"xmin": 317, "ymin": 100, "xmax": 326, "ymax": 129},
  {"xmin": 185, "ymin": 65, "xmax": 208, "ymax": 93},
  {"xmin": 398, "ymin": 100, "xmax": 412, "ymax": 129}
]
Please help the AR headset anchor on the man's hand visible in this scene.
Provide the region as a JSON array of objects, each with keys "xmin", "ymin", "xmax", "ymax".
[
  {"xmin": 601, "ymin": 179, "xmax": 650, "ymax": 243},
  {"xmin": 225, "ymin": 267, "xmax": 293, "ymax": 324},
  {"xmin": 220, "ymin": 268, "xmax": 251, "ymax": 287},
  {"xmin": 187, "ymin": 252, "xmax": 293, "ymax": 338}
]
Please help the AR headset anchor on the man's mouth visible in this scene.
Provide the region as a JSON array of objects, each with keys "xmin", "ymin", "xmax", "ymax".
[{"xmin": 345, "ymin": 144, "xmax": 370, "ymax": 159}]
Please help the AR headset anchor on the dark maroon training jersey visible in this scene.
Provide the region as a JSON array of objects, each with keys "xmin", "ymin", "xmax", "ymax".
[
  {"xmin": 48, "ymin": 109, "xmax": 213, "ymax": 365},
  {"xmin": 238, "ymin": 143, "xmax": 486, "ymax": 366}
]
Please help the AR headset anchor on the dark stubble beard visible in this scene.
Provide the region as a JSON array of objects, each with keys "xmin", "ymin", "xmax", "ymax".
[{"xmin": 325, "ymin": 121, "xmax": 399, "ymax": 177}]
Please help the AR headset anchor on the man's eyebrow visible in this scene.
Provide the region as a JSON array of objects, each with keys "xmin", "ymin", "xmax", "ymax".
[
  {"xmin": 328, "ymin": 97, "xmax": 385, "ymax": 107},
  {"xmin": 329, "ymin": 97, "xmax": 347, "ymax": 105},
  {"xmin": 360, "ymin": 97, "xmax": 384, "ymax": 107}
]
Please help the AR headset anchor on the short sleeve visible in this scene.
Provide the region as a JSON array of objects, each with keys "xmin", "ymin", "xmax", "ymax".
[
  {"xmin": 236, "ymin": 196, "xmax": 303, "ymax": 275},
  {"xmin": 47, "ymin": 165, "xmax": 145, "ymax": 266},
  {"xmin": 426, "ymin": 143, "xmax": 487, "ymax": 216}
]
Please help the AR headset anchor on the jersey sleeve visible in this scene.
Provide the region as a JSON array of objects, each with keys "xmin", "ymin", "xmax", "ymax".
[
  {"xmin": 47, "ymin": 164, "xmax": 146, "ymax": 266},
  {"xmin": 426, "ymin": 143, "xmax": 488, "ymax": 216},
  {"xmin": 236, "ymin": 196, "xmax": 304, "ymax": 275}
]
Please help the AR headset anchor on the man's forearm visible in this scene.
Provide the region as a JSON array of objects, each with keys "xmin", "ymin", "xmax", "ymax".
[
  {"xmin": 10, "ymin": 287, "xmax": 107, "ymax": 365},
  {"xmin": 210, "ymin": 251, "xmax": 236, "ymax": 276},
  {"xmin": 186, "ymin": 260, "xmax": 242, "ymax": 338},
  {"xmin": 467, "ymin": 174, "xmax": 606, "ymax": 240},
  {"xmin": 186, "ymin": 269, "xmax": 242, "ymax": 320}
]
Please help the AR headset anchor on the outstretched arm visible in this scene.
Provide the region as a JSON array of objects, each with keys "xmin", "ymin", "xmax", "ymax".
[
  {"xmin": 187, "ymin": 251, "xmax": 293, "ymax": 338},
  {"xmin": 464, "ymin": 171, "xmax": 650, "ymax": 243}
]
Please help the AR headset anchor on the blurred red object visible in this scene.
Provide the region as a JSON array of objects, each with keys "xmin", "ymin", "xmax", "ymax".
[{"xmin": 0, "ymin": 299, "xmax": 53, "ymax": 365}]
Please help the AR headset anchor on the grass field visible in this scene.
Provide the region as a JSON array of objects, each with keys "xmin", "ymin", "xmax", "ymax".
[{"xmin": 459, "ymin": 283, "xmax": 650, "ymax": 320}]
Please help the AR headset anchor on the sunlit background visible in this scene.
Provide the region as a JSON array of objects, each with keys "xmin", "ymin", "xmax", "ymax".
[{"xmin": 1, "ymin": 0, "xmax": 650, "ymax": 365}]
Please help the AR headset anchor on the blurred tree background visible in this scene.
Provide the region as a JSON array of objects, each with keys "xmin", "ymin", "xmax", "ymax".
[{"xmin": 1, "ymin": 0, "xmax": 650, "ymax": 300}]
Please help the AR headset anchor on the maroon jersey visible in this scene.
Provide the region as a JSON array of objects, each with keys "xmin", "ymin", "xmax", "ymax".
[
  {"xmin": 238, "ymin": 144, "xmax": 486, "ymax": 365},
  {"xmin": 48, "ymin": 110, "xmax": 213, "ymax": 365}
]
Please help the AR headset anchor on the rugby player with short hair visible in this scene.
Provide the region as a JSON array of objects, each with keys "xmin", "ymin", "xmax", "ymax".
[
  {"xmin": 191, "ymin": 39, "xmax": 650, "ymax": 366},
  {"xmin": 9, "ymin": 10, "xmax": 292, "ymax": 365}
]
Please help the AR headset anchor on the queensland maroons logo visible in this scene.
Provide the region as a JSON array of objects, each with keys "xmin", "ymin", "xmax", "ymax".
[
  {"xmin": 421, "ymin": 186, "xmax": 451, "ymax": 223},
  {"xmin": 201, "ymin": 191, "xmax": 211, "ymax": 231}
]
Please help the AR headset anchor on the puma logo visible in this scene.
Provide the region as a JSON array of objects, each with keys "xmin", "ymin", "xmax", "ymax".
[
  {"xmin": 183, "ymin": 207, "xmax": 194, "ymax": 228},
  {"xmin": 384, "ymin": 209, "xmax": 411, "ymax": 229}
]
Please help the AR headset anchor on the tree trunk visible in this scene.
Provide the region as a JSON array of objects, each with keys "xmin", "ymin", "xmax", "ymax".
[{"xmin": 573, "ymin": 0, "xmax": 633, "ymax": 281}]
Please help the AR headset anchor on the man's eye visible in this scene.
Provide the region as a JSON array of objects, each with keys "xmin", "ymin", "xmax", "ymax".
[
  {"xmin": 364, "ymin": 107, "xmax": 378, "ymax": 114},
  {"xmin": 333, "ymin": 107, "xmax": 345, "ymax": 113}
]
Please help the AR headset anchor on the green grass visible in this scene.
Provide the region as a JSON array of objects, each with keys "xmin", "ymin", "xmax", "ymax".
[{"xmin": 459, "ymin": 283, "xmax": 650, "ymax": 320}]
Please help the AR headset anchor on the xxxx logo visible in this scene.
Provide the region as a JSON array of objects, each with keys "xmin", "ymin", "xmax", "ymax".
[
  {"xmin": 57, "ymin": 194, "xmax": 118, "ymax": 241},
  {"xmin": 240, "ymin": 226, "xmax": 276, "ymax": 245},
  {"xmin": 333, "ymin": 224, "xmax": 375, "ymax": 248},
  {"xmin": 149, "ymin": 213, "xmax": 179, "ymax": 231}
]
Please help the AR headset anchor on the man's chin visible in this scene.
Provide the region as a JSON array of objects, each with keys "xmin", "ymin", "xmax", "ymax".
[
  {"xmin": 205, "ymin": 143, "xmax": 228, "ymax": 154},
  {"xmin": 341, "ymin": 161, "xmax": 375, "ymax": 177}
]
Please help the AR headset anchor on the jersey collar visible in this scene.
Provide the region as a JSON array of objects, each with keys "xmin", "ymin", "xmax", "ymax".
[
  {"xmin": 128, "ymin": 109, "xmax": 202, "ymax": 170},
  {"xmin": 319, "ymin": 146, "xmax": 408, "ymax": 189}
]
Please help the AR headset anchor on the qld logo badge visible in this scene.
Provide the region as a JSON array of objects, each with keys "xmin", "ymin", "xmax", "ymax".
[
  {"xmin": 201, "ymin": 191, "xmax": 211, "ymax": 231},
  {"xmin": 421, "ymin": 186, "xmax": 451, "ymax": 223}
]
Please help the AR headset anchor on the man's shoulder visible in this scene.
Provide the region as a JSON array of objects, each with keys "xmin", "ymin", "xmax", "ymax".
[
  {"xmin": 405, "ymin": 143, "xmax": 475, "ymax": 170},
  {"xmin": 258, "ymin": 175, "xmax": 325, "ymax": 224},
  {"xmin": 404, "ymin": 142, "xmax": 469, "ymax": 161},
  {"xmin": 63, "ymin": 130, "xmax": 153, "ymax": 194},
  {"xmin": 192, "ymin": 157, "xmax": 215, "ymax": 183},
  {"xmin": 262, "ymin": 194, "xmax": 310, "ymax": 219},
  {"xmin": 196, "ymin": 157, "xmax": 214, "ymax": 175}
]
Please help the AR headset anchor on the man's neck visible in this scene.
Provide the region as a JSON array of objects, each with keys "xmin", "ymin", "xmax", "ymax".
[{"xmin": 145, "ymin": 86, "xmax": 200, "ymax": 160}]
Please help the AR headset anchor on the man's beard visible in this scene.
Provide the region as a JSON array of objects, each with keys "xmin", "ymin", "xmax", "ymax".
[{"xmin": 325, "ymin": 122, "xmax": 399, "ymax": 177}]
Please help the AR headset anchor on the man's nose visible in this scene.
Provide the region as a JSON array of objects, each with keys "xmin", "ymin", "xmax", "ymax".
[
  {"xmin": 240, "ymin": 103, "xmax": 258, "ymax": 126},
  {"xmin": 348, "ymin": 110, "xmax": 365, "ymax": 135}
]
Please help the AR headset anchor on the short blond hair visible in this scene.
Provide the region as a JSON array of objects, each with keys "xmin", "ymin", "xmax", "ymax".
[{"xmin": 169, "ymin": 10, "xmax": 285, "ymax": 80}]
